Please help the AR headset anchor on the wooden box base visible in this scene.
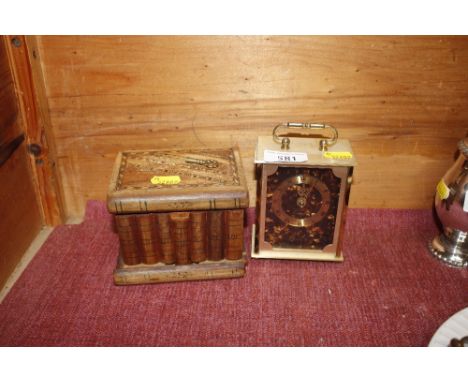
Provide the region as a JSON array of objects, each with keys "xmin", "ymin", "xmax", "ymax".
[{"xmin": 114, "ymin": 253, "xmax": 247, "ymax": 285}]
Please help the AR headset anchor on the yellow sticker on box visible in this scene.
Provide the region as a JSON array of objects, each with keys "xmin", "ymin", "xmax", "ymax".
[
  {"xmin": 150, "ymin": 175, "xmax": 181, "ymax": 185},
  {"xmin": 323, "ymin": 151, "xmax": 353, "ymax": 160},
  {"xmin": 436, "ymin": 179, "xmax": 450, "ymax": 200}
]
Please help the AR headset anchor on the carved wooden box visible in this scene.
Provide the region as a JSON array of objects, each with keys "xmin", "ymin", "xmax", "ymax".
[{"xmin": 107, "ymin": 148, "xmax": 249, "ymax": 285}]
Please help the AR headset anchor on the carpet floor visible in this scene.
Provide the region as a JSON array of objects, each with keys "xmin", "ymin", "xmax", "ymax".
[{"xmin": 0, "ymin": 201, "xmax": 466, "ymax": 346}]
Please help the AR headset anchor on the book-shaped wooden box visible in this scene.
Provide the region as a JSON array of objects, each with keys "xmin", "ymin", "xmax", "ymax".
[{"xmin": 107, "ymin": 147, "xmax": 249, "ymax": 285}]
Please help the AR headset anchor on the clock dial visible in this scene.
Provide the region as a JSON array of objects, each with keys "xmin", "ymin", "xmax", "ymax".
[
  {"xmin": 265, "ymin": 167, "xmax": 341, "ymax": 250},
  {"xmin": 271, "ymin": 174, "xmax": 331, "ymax": 227}
]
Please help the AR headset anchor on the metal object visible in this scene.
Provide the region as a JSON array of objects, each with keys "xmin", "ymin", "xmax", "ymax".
[
  {"xmin": 28, "ymin": 143, "xmax": 42, "ymax": 157},
  {"xmin": 281, "ymin": 137, "xmax": 290, "ymax": 150},
  {"xmin": 272, "ymin": 122, "xmax": 338, "ymax": 152},
  {"xmin": 428, "ymin": 137, "xmax": 468, "ymax": 267},
  {"xmin": 271, "ymin": 173, "xmax": 331, "ymax": 228},
  {"xmin": 11, "ymin": 37, "xmax": 21, "ymax": 48},
  {"xmin": 253, "ymin": 124, "xmax": 355, "ymax": 262},
  {"xmin": 0, "ymin": 134, "xmax": 25, "ymax": 167},
  {"xmin": 185, "ymin": 157, "xmax": 219, "ymax": 168}
]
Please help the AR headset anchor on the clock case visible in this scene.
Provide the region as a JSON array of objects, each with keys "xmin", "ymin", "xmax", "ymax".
[{"xmin": 252, "ymin": 123, "xmax": 356, "ymax": 261}]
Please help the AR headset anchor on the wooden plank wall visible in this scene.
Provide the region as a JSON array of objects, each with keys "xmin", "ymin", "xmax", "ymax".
[
  {"xmin": 0, "ymin": 38, "xmax": 42, "ymax": 288},
  {"xmin": 35, "ymin": 36, "xmax": 468, "ymax": 220},
  {"xmin": 0, "ymin": 40, "xmax": 19, "ymax": 146},
  {"xmin": 7, "ymin": 36, "xmax": 65, "ymax": 226}
]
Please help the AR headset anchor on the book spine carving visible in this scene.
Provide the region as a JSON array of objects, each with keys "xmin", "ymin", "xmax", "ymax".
[
  {"xmin": 169, "ymin": 212, "xmax": 191, "ymax": 265},
  {"xmin": 157, "ymin": 213, "xmax": 176, "ymax": 265},
  {"xmin": 115, "ymin": 209, "xmax": 244, "ymax": 266},
  {"xmin": 114, "ymin": 215, "xmax": 140, "ymax": 265},
  {"xmin": 137, "ymin": 214, "xmax": 159, "ymax": 264},
  {"xmin": 224, "ymin": 209, "xmax": 244, "ymax": 260},
  {"xmin": 208, "ymin": 211, "xmax": 224, "ymax": 261},
  {"xmin": 190, "ymin": 211, "xmax": 207, "ymax": 263}
]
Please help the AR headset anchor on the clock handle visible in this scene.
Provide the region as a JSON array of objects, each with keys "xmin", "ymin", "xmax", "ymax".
[{"xmin": 272, "ymin": 122, "xmax": 338, "ymax": 151}]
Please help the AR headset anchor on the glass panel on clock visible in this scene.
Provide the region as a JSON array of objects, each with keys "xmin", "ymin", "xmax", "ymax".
[{"xmin": 265, "ymin": 166, "xmax": 341, "ymax": 249}]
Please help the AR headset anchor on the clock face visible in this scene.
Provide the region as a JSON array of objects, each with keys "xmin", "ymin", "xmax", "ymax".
[{"xmin": 264, "ymin": 166, "xmax": 341, "ymax": 250}]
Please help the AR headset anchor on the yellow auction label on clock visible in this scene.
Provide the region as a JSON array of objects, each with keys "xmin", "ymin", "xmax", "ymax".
[
  {"xmin": 436, "ymin": 179, "xmax": 450, "ymax": 200},
  {"xmin": 150, "ymin": 175, "xmax": 181, "ymax": 185},
  {"xmin": 323, "ymin": 151, "xmax": 353, "ymax": 160}
]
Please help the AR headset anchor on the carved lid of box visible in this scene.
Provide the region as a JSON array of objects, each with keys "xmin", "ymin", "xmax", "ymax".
[{"xmin": 107, "ymin": 147, "xmax": 249, "ymax": 214}]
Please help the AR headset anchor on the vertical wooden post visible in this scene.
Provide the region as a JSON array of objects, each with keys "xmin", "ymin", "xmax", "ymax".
[{"xmin": 5, "ymin": 35, "xmax": 65, "ymax": 226}]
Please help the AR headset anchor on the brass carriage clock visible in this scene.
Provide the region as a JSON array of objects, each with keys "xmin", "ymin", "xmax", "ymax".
[{"xmin": 252, "ymin": 122, "xmax": 356, "ymax": 261}]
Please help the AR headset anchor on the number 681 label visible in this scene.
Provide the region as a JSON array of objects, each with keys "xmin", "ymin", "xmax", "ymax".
[{"xmin": 264, "ymin": 150, "xmax": 308, "ymax": 163}]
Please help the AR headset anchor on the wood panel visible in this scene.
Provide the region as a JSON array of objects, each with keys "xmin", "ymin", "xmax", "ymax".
[
  {"xmin": 4, "ymin": 36, "xmax": 65, "ymax": 226},
  {"xmin": 0, "ymin": 145, "xmax": 42, "ymax": 288},
  {"xmin": 0, "ymin": 38, "xmax": 19, "ymax": 146},
  {"xmin": 0, "ymin": 38, "xmax": 42, "ymax": 289},
  {"xmin": 35, "ymin": 36, "xmax": 468, "ymax": 219}
]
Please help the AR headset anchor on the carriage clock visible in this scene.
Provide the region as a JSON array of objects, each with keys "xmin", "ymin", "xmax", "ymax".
[{"xmin": 252, "ymin": 122, "xmax": 356, "ymax": 261}]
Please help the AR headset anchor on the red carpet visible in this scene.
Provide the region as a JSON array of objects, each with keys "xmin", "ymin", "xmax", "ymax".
[{"xmin": 0, "ymin": 201, "xmax": 467, "ymax": 346}]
